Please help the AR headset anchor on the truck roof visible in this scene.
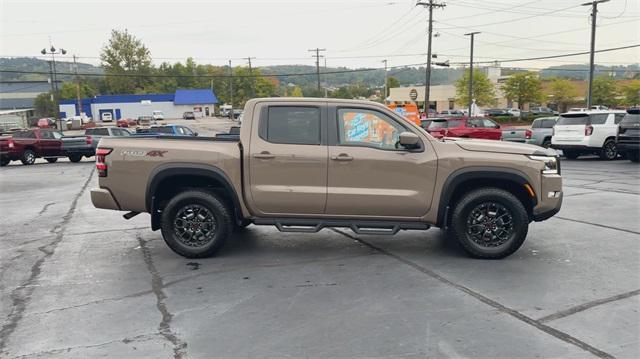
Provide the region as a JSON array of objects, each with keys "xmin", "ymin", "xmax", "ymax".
[{"xmin": 245, "ymin": 97, "xmax": 386, "ymax": 107}]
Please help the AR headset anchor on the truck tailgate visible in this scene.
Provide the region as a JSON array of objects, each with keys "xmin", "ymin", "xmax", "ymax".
[{"xmin": 501, "ymin": 128, "xmax": 527, "ymax": 142}]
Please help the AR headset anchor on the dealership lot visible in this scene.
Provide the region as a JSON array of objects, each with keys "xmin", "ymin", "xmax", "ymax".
[{"xmin": 0, "ymin": 126, "xmax": 639, "ymax": 358}]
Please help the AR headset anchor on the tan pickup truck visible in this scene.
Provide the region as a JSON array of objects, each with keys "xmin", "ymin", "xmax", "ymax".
[{"xmin": 91, "ymin": 98, "xmax": 562, "ymax": 259}]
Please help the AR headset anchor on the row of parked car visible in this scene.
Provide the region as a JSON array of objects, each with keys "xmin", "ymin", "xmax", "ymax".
[
  {"xmin": 0, "ymin": 124, "xmax": 198, "ymax": 166},
  {"xmin": 420, "ymin": 108, "xmax": 640, "ymax": 162}
]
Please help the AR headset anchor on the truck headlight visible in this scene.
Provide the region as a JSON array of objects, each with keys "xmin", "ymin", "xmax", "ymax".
[{"xmin": 528, "ymin": 155, "xmax": 559, "ymax": 175}]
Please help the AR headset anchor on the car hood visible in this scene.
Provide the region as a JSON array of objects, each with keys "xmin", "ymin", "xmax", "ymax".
[{"xmin": 445, "ymin": 137, "xmax": 556, "ymax": 156}]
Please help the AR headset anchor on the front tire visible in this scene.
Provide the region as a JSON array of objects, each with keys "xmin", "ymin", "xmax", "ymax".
[
  {"xmin": 45, "ymin": 157, "xmax": 58, "ymax": 163},
  {"xmin": 599, "ymin": 139, "xmax": 618, "ymax": 160},
  {"xmin": 21, "ymin": 149, "xmax": 36, "ymax": 165},
  {"xmin": 68, "ymin": 154, "xmax": 82, "ymax": 163},
  {"xmin": 451, "ymin": 188, "xmax": 529, "ymax": 259},
  {"xmin": 160, "ymin": 190, "xmax": 233, "ymax": 258}
]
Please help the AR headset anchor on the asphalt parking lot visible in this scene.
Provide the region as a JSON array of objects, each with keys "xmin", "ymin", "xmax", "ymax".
[{"xmin": 0, "ymin": 125, "xmax": 639, "ymax": 358}]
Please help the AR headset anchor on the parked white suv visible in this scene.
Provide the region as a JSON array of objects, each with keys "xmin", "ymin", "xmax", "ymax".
[{"xmin": 551, "ymin": 110, "xmax": 626, "ymax": 160}]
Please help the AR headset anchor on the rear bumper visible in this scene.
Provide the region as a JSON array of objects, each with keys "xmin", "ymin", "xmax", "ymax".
[
  {"xmin": 91, "ymin": 188, "xmax": 120, "ymax": 210},
  {"xmin": 65, "ymin": 147, "xmax": 95, "ymax": 157}
]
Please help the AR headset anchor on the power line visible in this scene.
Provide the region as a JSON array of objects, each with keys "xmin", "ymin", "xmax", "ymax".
[{"xmin": 1, "ymin": 45, "xmax": 637, "ymax": 79}]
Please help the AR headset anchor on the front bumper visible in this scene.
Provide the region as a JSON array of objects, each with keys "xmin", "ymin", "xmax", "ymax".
[
  {"xmin": 532, "ymin": 174, "xmax": 562, "ymax": 222},
  {"xmin": 617, "ymin": 141, "xmax": 640, "ymax": 151},
  {"xmin": 91, "ymin": 188, "xmax": 120, "ymax": 210}
]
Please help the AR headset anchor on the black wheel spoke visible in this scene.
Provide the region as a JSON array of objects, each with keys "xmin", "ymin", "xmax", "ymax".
[
  {"xmin": 173, "ymin": 204, "xmax": 217, "ymax": 248},
  {"xmin": 466, "ymin": 201, "xmax": 514, "ymax": 247}
]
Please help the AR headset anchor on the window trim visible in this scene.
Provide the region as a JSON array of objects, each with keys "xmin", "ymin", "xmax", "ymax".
[
  {"xmin": 259, "ymin": 105, "xmax": 324, "ymax": 146},
  {"xmin": 331, "ymin": 105, "xmax": 424, "ymax": 152}
]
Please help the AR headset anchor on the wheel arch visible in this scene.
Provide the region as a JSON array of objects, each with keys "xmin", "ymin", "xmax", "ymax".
[
  {"xmin": 436, "ymin": 167, "xmax": 537, "ymax": 228},
  {"xmin": 146, "ymin": 163, "xmax": 244, "ymax": 230}
]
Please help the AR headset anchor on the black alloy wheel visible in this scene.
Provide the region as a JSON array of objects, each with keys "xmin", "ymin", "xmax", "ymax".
[
  {"xmin": 173, "ymin": 204, "xmax": 218, "ymax": 248},
  {"xmin": 600, "ymin": 139, "xmax": 617, "ymax": 160},
  {"xmin": 466, "ymin": 202, "xmax": 514, "ymax": 248}
]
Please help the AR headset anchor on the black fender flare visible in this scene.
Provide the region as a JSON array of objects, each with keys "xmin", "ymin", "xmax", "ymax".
[
  {"xmin": 436, "ymin": 166, "xmax": 536, "ymax": 227},
  {"xmin": 146, "ymin": 163, "xmax": 244, "ymax": 228}
]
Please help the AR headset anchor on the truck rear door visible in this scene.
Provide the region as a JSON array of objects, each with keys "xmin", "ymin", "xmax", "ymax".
[{"xmin": 248, "ymin": 104, "xmax": 328, "ymax": 215}]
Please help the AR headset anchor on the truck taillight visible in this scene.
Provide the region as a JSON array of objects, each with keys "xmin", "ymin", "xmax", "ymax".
[
  {"xmin": 525, "ymin": 129, "xmax": 532, "ymax": 139},
  {"xmin": 96, "ymin": 148, "xmax": 112, "ymax": 177},
  {"xmin": 8, "ymin": 139, "xmax": 14, "ymax": 148},
  {"xmin": 86, "ymin": 136, "xmax": 93, "ymax": 145},
  {"xmin": 585, "ymin": 125, "xmax": 593, "ymax": 136}
]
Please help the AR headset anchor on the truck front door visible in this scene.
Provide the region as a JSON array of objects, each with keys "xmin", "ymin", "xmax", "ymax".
[
  {"xmin": 248, "ymin": 104, "xmax": 328, "ymax": 215},
  {"xmin": 325, "ymin": 106, "xmax": 437, "ymax": 218}
]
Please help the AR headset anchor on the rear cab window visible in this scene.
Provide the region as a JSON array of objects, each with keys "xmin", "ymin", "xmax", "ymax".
[{"xmin": 261, "ymin": 106, "xmax": 321, "ymax": 145}]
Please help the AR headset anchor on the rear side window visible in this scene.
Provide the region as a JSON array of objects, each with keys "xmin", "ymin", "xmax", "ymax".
[
  {"xmin": 557, "ymin": 115, "xmax": 588, "ymax": 125},
  {"xmin": 264, "ymin": 107, "xmax": 321, "ymax": 145},
  {"xmin": 589, "ymin": 114, "xmax": 609, "ymax": 125},
  {"xmin": 467, "ymin": 119, "xmax": 483, "ymax": 127},
  {"xmin": 153, "ymin": 127, "xmax": 174, "ymax": 134},
  {"xmin": 448, "ymin": 120, "xmax": 463, "ymax": 128},
  {"xmin": 15, "ymin": 131, "xmax": 36, "ymax": 139},
  {"xmin": 621, "ymin": 113, "xmax": 640, "ymax": 125}
]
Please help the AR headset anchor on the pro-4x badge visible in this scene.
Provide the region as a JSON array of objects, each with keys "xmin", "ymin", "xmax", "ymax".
[{"xmin": 146, "ymin": 150, "xmax": 168, "ymax": 157}]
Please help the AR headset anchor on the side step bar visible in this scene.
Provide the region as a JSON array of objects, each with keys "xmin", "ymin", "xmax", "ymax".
[{"xmin": 253, "ymin": 218, "xmax": 430, "ymax": 235}]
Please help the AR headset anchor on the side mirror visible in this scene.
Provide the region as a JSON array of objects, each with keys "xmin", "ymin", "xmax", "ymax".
[
  {"xmin": 399, "ymin": 131, "xmax": 420, "ymax": 149},
  {"xmin": 494, "ymin": 124, "xmax": 500, "ymax": 129},
  {"xmin": 194, "ymin": 132, "xmax": 199, "ymax": 136}
]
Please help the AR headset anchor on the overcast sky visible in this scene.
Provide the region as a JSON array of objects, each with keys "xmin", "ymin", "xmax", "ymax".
[{"xmin": 1, "ymin": 0, "xmax": 638, "ymax": 71}]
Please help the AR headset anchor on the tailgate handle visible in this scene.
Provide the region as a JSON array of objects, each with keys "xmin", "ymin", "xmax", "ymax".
[
  {"xmin": 253, "ymin": 151, "xmax": 275, "ymax": 159},
  {"xmin": 331, "ymin": 154, "xmax": 353, "ymax": 161}
]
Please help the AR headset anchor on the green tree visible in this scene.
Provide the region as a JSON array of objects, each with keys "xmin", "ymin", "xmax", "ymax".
[
  {"xmin": 100, "ymin": 29, "xmax": 153, "ymax": 94},
  {"xmin": 501, "ymin": 72, "xmax": 543, "ymax": 110},
  {"xmin": 455, "ymin": 69, "xmax": 496, "ymax": 107},
  {"xmin": 591, "ymin": 76, "xmax": 619, "ymax": 107},
  {"xmin": 290, "ymin": 86, "xmax": 303, "ymax": 97},
  {"xmin": 548, "ymin": 77, "xmax": 579, "ymax": 112},
  {"xmin": 386, "ymin": 76, "xmax": 400, "ymax": 96},
  {"xmin": 34, "ymin": 92, "xmax": 56, "ymax": 117},
  {"xmin": 621, "ymin": 80, "xmax": 640, "ymax": 106},
  {"xmin": 58, "ymin": 82, "xmax": 96, "ymax": 100}
]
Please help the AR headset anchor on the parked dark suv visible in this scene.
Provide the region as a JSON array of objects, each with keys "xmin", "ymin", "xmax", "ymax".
[{"xmin": 617, "ymin": 108, "xmax": 640, "ymax": 162}]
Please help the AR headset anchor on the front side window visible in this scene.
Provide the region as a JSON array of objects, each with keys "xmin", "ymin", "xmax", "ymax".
[
  {"xmin": 264, "ymin": 107, "xmax": 321, "ymax": 145},
  {"xmin": 51, "ymin": 131, "xmax": 63, "ymax": 139},
  {"xmin": 337, "ymin": 108, "xmax": 404, "ymax": 150},
  {"xmin": 482, "ymin": 119, "xmax": 498, "ymax": 128},
  {"xmin": 467, "ymin": 119, "xmax": 483, "ymax": 128},
  {"xmin": 40, "ymin": 131, "xmax": 53, "ymax": 139}
]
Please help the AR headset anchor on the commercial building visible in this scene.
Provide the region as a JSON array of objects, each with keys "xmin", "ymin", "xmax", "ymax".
[
  {"xmin": 59, "ymin": 89, "xmax": 218, "ymax": 121},
  {"xmin": 0, "ymin": 80, "xmax": 57, "ymax": 110},
  {"xmin": 387, "ymin": 66, "xmax": 516, "ymax": 113}
]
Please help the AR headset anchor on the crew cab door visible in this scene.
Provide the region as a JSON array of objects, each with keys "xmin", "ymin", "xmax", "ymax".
[
  {"xmin": 248, "ymin": 103, "xmax": 328, "ymax": 215},
  {"xmin": 325, "ymin": 105, "xmax": 437, "ymax": 218},
  {"xmin": 39, "ymin": 130, "xmax": 63, "ymax": 156}
]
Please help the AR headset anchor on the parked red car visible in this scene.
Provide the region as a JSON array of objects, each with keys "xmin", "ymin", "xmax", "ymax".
[
  {"xmin": 116, "ymin": 118, "xmax": 137, "ymax": 128},
  {"xmin": 425, "ymin": 117, "xmax": 502, "ymax": 140}
]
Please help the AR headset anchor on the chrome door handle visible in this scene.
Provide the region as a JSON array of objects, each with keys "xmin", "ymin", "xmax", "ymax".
[
  {"xmin": 253, "ymin": 151, "xmax": 275, "ymax": 159},
  {"xmin": 331, "ymin": 154, "xmax": 353, "ymax": 161}
]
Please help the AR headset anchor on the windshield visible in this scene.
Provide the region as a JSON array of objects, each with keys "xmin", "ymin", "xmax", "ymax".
[
  {"xmin": 621, "ymin": 113, "xmax": 640, "ymax": 125},
  {"xmin": 428, "ymin": 121, "xmax": 448, "ymax": 129}
]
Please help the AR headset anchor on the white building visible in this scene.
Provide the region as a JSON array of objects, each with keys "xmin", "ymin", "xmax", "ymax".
[{"xmin": 59, "ymin": 89, "xmax": 218, "ymax": 121}]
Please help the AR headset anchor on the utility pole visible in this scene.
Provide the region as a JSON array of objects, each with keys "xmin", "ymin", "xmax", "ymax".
[
  {"xmin": 582, "ymin": 0, "xmax": 609, "ymax": 108},
  {"xmin": 308, "ymin": 48, "xmax": 326, "ymax": 95},
  {"xmin": 73, "ymin": 55, "xmax": 82, "ymax": 117},
  {"xmin": 41, "ymin": 45, "xmax": 66, "ymax": 132},
  {"xmin": 382, "ymin": 59, "xmax": 388, "ymax": 104},
  {"xmin": 228, "ymin": 60, "xmax": 233, "ymax": 117},
  {"xmin": 464, "ymin": 31, "xmax": 480, "ymax": 117},
  {"xmin": 417, "ymin": 0, "xmax": 446, "ymax": 117},
  {"xmin": 244, "ymin": 56, "xmax": 256, "ymax": 98}
]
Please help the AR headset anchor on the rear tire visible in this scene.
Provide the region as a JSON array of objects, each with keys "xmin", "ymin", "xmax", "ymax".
[
  {"xmin": 45, "ymin": 157, "xmax": 58, "ymax": 163},
  {"xmin": 599, "ymin": 139, "xmax": 618, "ymax": 160},
  {"xmin": 68, "ymin": 154, "xmax": 82, "ymax": 163},
  {"xmin": 451, "ymin": 188, "xmax": 529, "ymax": 259},
  {"xmin": 160, "ymin": 190, "xmax": 233, "ymax": 258},
  {"xmin": 541, "ymin": 139, "xmax": 551, "ymax": 148},
  {"xmin": 20, "ymin": 149, "xmax": 36, "ymax": 165}
]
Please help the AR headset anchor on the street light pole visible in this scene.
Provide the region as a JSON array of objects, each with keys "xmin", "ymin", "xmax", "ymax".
[
  {"xmin": 464, "ymin": 32, "xmax": 480, "ymax": 117},
  {"xmin": 382, "ymin": 59, "xmax": 388, "ymax": 104},
  {"xmin": 582, "ymin": 0, "xmax": 609, "ymax": 108},
  {"xmin": 41, "ymin": 46, "xmax": 67, "ymax": 132}
]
